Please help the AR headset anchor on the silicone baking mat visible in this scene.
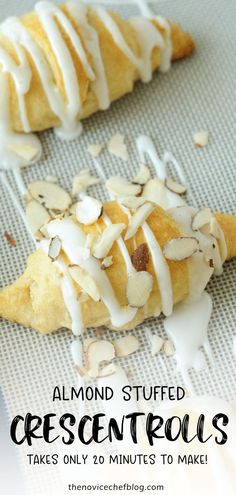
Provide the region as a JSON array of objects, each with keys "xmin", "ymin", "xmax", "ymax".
[{"xmin": 0, "ymin": 0, "xmax": 236, "ymax": 493}]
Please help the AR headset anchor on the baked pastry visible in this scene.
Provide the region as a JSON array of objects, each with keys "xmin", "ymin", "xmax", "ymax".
[
  {"xmin": 0, "ymin": 0, "xmax": 194, "ymax": 145},
  {"xmin": 0, "ymin": 171, "xmax": 235, "ymax": 335}
]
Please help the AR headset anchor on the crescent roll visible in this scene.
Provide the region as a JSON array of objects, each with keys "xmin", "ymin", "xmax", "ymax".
[
  {"xmin": 0, "ymin": 1, "xmax": 194, "ymax": 139},
  {"xmin": 0, "ymin": 197, "xmax": 235, "ymax": 335}
]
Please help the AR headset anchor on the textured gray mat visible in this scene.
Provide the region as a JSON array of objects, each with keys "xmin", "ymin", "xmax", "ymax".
[{"xmin": 0, "ymin": 1, "xmax": 236, "ymax": 493}]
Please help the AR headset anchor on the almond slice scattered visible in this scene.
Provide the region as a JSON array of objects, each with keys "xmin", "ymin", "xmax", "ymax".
[
  {"xmin": 76, "ymin": 196, "xmax": 103, "ymax": 225},
  {"xmin": 163, "ymin": 237, "xmax": 199, "ymax": 261},
  {"xmin": 45, "ymin": 175, "xmax": 58, "ymax": 183},
  {"xmin": 113, "ymin": 335, "xmax": 140, "ymax": 357},
  {"xmin": 209, "ymin": 217, "xmax": 221, "ymax": 239},
  {"xmin": 107, "ymin": 133, "xmax": 128, "ymax": 161},
  {"xmin": 121, "ymin": 196, "xmax": 146, "ymax": 209},
  {"xmin": 151, "ymin": 334, "xmax": 164, "ymax": 357},
  {"xmin": 86, "ymin": 340, "xmax": 115, "ymax": 378},
  {"xmin": 85, "ymin": 232, "xmax": 98, "ymax": 251},
  {"xmin": 28, "ymin": 181, "xmax": 71, "ymax": 211},
  {"xmin": 48, "ymin": 235, "xmax": 62, "ymax": 261},
  {"xmin": 125, "ymin": 202, "xmax": 153, "ymax": 240},
  {"xmin": 193, "ymin": 130, "xmax": 209, "ymax": 148},
  {"xmin": 83, "ymin": 337, "xmax": 98, "ymax": 352},
  {"xmin": 72, "ymin": 171, "xmax": 100, "ymax": 196},
  {"xmin": 26, "ymin": 200, "xmax": 51, "ymax": 237},
  {"xmin": 93, "ymin": 223, "xmax": 125, "ymax": 259},
  {"xmin": 142, "ymin": 178, "xmax": 168, "ymax": 209},
  {"xmin": 133, "ymin": 164, "xmax": 150, "ymax": 185},
  {"xmin": 164, "ymin": 339, "xmax": 175, "ymax": 357},
  {"xmin": 68, "ymin": 265, "xmax": 100, "ymax": 302},
  {"xmin": 101, "ymin": 255, "xmax": 113, "ymax": 270},
  {"xmin": 8, "ymin": 143, "xmax": 41, "ymax": 162},
  {"xmin": 131, "ymin": 243, "xmax": 149, "ymax": 272},
  {"xmin": 192, "ymin": 208, "xmax": 212, "ymax": 231},
  {"xmin": 98, "ymin": 363, "xmax": 117, "ymax": 378},
  {"xmin": 165, "ymin": 177, "xmax": 187, "ymax": 195},
  {"xmin": 87, "ymin": 143, "xmax": 103, "ymax": 157},
  {"xmin": 126, "ymin": 271, "xmax": 153, "ymax": 308},
  {"xmin": 106, "ymin": 176, "xmax": 141, "ymax": 198},
  {"xmin": 69, "ymin": 203, "xmax": 78, "ymax": 215}
]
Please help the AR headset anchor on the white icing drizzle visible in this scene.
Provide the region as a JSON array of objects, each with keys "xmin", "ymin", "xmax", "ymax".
[
  {"xmin": 66, "ymin": 1, "xmax": 109, "ymax": 110},
  {"xmin": 127, "ymin": 16, "xmax": 164, "ymax": 82},
  {"xmin": 142, "ymin": 221, "xmax": 173, "ymax": 316},
  {"xmin": 0, "ymin": 0, "xmax": 171, "ymax": 163},
  {"xmin": 35, "ymin": 1, "xmax": 95, "ymax": 139},
  {"xmin": 60, "ymin": 272, "xmax": 83, "ymax": 336},
  {"xmin": 121, "ymin": 0, "xmax": 172, "ymax": 73},
  {"xmin": 0, "ymin": 71, "xmax": 42, "ymax": 171},
  {"xmin": 164, "ymin": 291, "xmax": 213, "ymax": 393},
  {"xmin": 47, "ymin": 218, "xmax": 136, "ymax": 328},
  {"xmin": 136, "ymin": 135, "xmax": 186, "ymax": 192},
  {"xmin": 103, "ymin": 212, "xmax": 135, "ymax": 276}
]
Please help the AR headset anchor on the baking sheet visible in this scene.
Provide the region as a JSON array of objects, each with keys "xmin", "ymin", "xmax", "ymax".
[{"xmin": 0, "ymin": 0, "xmax": 236, "ymax": 493}]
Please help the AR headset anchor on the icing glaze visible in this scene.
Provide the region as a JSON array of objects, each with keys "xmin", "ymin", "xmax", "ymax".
[
  {"xmin": 142, "ymin": 221, "xmax": 173, "ymax": 316},
  {"xmin": 0, "ymin": 0, "xmax": 171, "ymax": 166},
  {"xmin": 67, "ymin": 1, "xmax": 110, "ymax": 110},
  {"xmin": 164, "ymin": 291, "xmax": 213, "ymax": 393},
  {"xmin": 0, "ymin": 71, "xmax": 42, "ymax": 173},
  {"xmin": 47, "ymin": 218, "xmax": 136, "ymax": 328}
]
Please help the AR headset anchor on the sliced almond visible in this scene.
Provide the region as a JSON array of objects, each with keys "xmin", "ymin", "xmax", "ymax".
[
  {"xmin": 165, "ymin": 177, "xmax": 187, "ymax": 195},
  {"xmin": 87, "ymin": 143, "xmax": 103, "ymax": 157},
  {"xmin": 72, "ymin": 172, "xmax": 100, "ymax": 196},
  {"xmin": 209, "ymin": 217, "xmax": 221, "ymax": 239},
  {"xmin": 126, "ymin": 271, "xmax": 153, "ymax": 308},
  {"xmin": 192, "ymin": 208, "xmax": 212, "ymax": 231},
  {"xmin": 151, "ymin": 334, "xmax": 164, "ymax": 357},
  {"xmin": 45, "ymin": 175, "xmax": 58, "ymax": 183},
  {"xmin": 83, "ymin": 337, "xmax": 98, "ymax": 352},
  {"xmin": 93, "ymin": 223, "xmax": 125, "ymax": 259},
  {"xmin": 26, "ymin": 200, "xmax": 51, "ymax": 237},
  {"xmin": 86, "ymin": 340, "xmax": 115, "ymax": 378},
  {"xmin": 131, "ymin": 243, "xmax": 149, "ymax": 272},
  {"xmin": 107, "ymin": 133, "xmax": 128, "ymax": 161},
  {"xmin": 133, "ymin": 164, "xmax": 150, "ymax": 185},
  {"xmin": 113, "ymin": 335, "xmax": 140, "ymax": 357},
  {"xmin": 68, "ymin": 265, "xmax": 100, "ymax": 302},
  {"xmin": 193, "ymin": 130, "xmax": 209, "ymax": 148},
  {"xmin": 69, "ymin": 203, "xmax": 78, "ymax": 215},
  {"xmin": 163, "ymin": 237, "xmax": 199, "ymax": 261},
  {"xmin": 98, "ymin": 363, "xmax": 117, "ymax": 378},
  {"xmin": 28, "ymin": 181, "xmax": 71, "ymax": 211},
  {"xmin": 164, "ymin": 339, "xmax": 175, "ymax": 357},
  {"xmin": 125, "ymin": 202, "xmax": 153, "ymax": 240},
  {"xmin": 121, "ymin": 196, "xmax": 146, "ymax": 209},
  {"xmin": 85, "ymin": 232, "xmax": 98, "ymax": 252},
  {"xmin": 74, "ymin": 365, "xmax": 87, "ymax": 377},
  {"xmin": 76, "ymin": 196, "xmax": 103, "ymax": 225},
  {"xmin": 106, "ymin": 176, "xmax": 141, "ymax": 198},
  {"xmin": 48, "ymin": 235, "xmax": 62, "ymax": 261},
  {"xmin": 142, "ymin": 178, "xmax": 168, "ymax": 209},
  {"xmin": 101, "ymin": 255, "xmax": 113, "ymax": 270},
  {"xmin": 8, "ymin": 143, "xmax": 41, "ymax": 162}
]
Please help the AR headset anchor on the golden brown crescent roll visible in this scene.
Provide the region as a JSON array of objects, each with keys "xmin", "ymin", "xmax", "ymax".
[
  {"xmin": 0, "ymin": 1, "xmax": 194, "ymax": 137},
  {"xmin": 0, "ymin": 201, "xmax": 235, "ymax": 335}
]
